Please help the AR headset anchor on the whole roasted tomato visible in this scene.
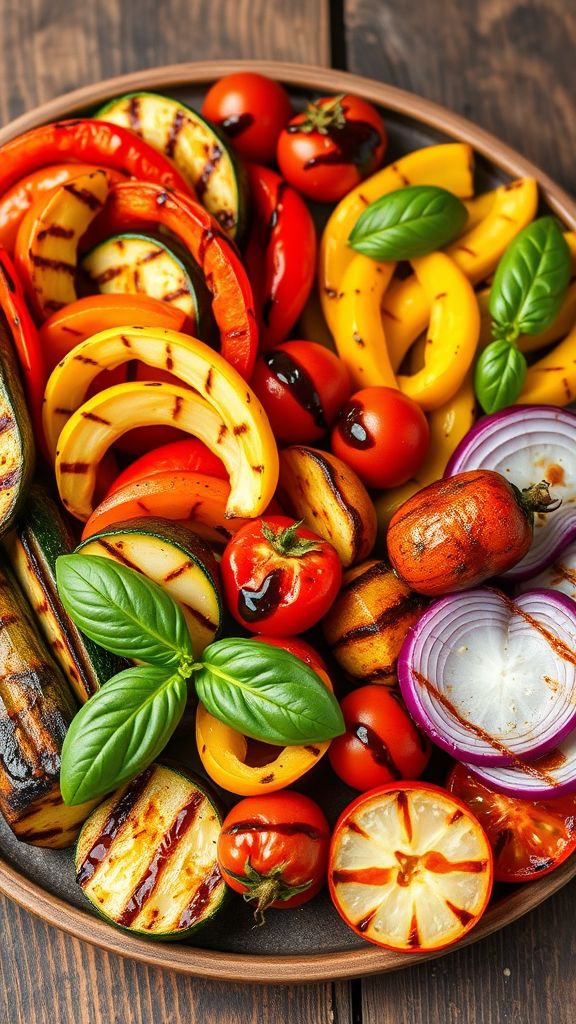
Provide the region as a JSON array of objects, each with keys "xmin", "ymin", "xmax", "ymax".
[
  {"xmin": 328, "ymin": 686, "xmax": 431, "ymax": 791},
  {"xmin": 202, "ymin": 72, "xmax": 293, "ymax": 164},
  {"xmin": 251, "ymin": 341, "xmax": 351, "ymax": 443},
  {"xmin": 106, "ymin": 437, "xmax": 227, "ymax": 496},
  {"xmin": 277, "ymin": 94, "xmax": 387, "ymax": 202},
  {"xmin": 217, "ymin": 791, "xmax": 330, "ymax": 923},
  {"xmin": 221, "ymin": 516, "xmax": 342, "ymax": 635}
]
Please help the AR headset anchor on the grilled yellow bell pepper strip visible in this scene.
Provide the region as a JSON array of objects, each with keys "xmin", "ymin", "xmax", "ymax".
[
  {"xmin": 14, "ymin": 169, "xmax": 110, "ymax": 321},
  {"xmin": 374, "ymin": 371, "xmax": 476, "ymax": 541},
  {"xmin": 462, "ymin": 189, "xmax": 497, "ymax": 231},
  {"xmin": 320, "ymin": 143, "xmax": 474, "ymax": 335},
  {"xmin": 519, "ymin": 321, "xmax": 576, "ymax": 406},
  {"xmin": 384, "ymin": 178, "xmax": 539, "ymax": 371},
  {"xmin": 331, "ymin": 255, "xmax": 397, "ymax": 389},
  {"xmin": 43, "ymin": 326, "xmax": 279, "ymax": 519},
  {"xmin": 196, "ymin": 703, "xmax": 331, "ymax": 796},
  {"xmin": 396, "ymin": 253, "xmax": 480, "ymax": 410}
]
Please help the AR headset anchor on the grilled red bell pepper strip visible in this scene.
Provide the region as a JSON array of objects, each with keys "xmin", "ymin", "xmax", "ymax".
[
  {"xmin": 245, "ymin": 164, "xmax": 316, "ymax": 350},
  {"xmin": 0, "ymin": 247, "xmax": 46, "ymax": 454},
  {"xmin": 0, "ymin": 163, "xmax": 128, "ymax": 254},
  {"xmin": 0, "ymin": 120, "xmax": 191, "ymax": 196},
  {"xmin": 90, "ymin": 180, "xmax": 258, "ymax": 379}
]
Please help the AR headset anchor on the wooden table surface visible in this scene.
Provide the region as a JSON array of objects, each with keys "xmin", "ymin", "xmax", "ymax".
[{"xmin": 1, "ymin": 1, "xmax": 575, "ymax": 1021}]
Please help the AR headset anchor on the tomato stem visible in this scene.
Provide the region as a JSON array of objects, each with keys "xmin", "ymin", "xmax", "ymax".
[
  {"xmin": 260, "ymin": 519, "xmax": 322, "ymax": 558},
  {"xmin": 228, "ymin": 859, "xmax": 313, "ymax": 926},
  {"xmin": 299, "ymin": 95, "xmax": 347, "ymax": 135},
  {"xmin": 519, "ymin": 480, "xmax": 562, "ymax": 515}
]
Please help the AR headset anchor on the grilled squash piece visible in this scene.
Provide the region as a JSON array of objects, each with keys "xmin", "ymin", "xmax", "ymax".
[
  {"xmin": 75, "ymin": 764, "xmax": 226, "ymax": 938},
  {"xmin": 96, "ymin": 92, "xmax": 247, "ymax": 240},
  {"xmin": 3, "ymin": 485, "xmax": 123, "ymax": 702},
  {"xmin": 0, "ymin": 564, "xmax": 95, "ymax": 846},
  {"xmin": 77, "ymin": 517, "xmax": 221, "ymax": 654},
  {"xmin": 0, "ymin": 307, "xmax": 34, "ymax": 535}
]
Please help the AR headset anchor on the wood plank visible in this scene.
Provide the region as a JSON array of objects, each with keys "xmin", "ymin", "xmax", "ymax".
[
  {"xmin": 0, "ymin": 2, "xmax": 338, "ymax": 1022},
  {"xmin": 344, "ymin": 0, "xmax": 576, "ymax": 191}
]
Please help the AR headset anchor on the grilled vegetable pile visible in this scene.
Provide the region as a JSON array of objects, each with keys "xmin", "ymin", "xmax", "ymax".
[{"xmin": 0, "ymin": 70, "xmax": 575, "ymax": 954}]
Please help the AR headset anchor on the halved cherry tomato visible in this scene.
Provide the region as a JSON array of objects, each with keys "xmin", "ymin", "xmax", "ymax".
[
  {"xmin": 251, "ymin": 340, "xmax": 351, "ymax": 443},
  {"xmin": 217, "ymin": 791, "xmax": 330, "ymax": 923},
  {"xmin": 331, "ymin": 387, "xmax": 429, "ymax": 489},
  {"xmin": 328, "ymin": 686, "xmax": 431, "ymax": 791},
  {"xmin": 446, "ymin": 763, "xmax": 576, "ymax": 883},
  {"xmin": 329, "ymin": 782, "xmax": 493, "ymax": 952},
  {"xmin": 107, "ymin": 438, "xmax": 227, "ymax": 496},
  {"xmin": 202, "ymin": 72, "xmax": 293, "ymax": 164},
  {"xmin": 221, "ymin": 516, "xmax": 342, "ymax": 636},
  {"xmin": 277, "ymin": 94, "xmax": 387, "ymax": 203}
]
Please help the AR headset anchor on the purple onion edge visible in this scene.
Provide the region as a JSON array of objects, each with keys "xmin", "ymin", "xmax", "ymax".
[{"xmin": 464, "ymin": 760, "xmax": 576, "ymax": 800}]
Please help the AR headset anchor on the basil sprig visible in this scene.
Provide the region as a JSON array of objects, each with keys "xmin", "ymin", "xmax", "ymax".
[
  {"xmin": 56, "ymin": 555, "xmax": 344, "ymax": 805},
  {"xmin": 348, "ymin": 185, "xmax": 468, "ymax": 261},
  {"xmin": 475, "ymin": 217, "xmax": 571, "ymax": 414}
]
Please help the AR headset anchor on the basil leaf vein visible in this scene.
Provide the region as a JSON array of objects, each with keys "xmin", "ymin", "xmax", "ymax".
[
  {"xmin": 474, "ymin": 339, "xmax": 527, "ymax": 414},
  {"xmin": 348, "ymin": 185, "xmax": 468, "ymax": 261}
]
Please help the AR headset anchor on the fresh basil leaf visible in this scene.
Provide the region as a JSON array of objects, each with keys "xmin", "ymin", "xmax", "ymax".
[
  {"xmin": 60, "ymin": 664, "xmax": 187, "ymax": 805},
  {"xmin": 56, "ymin": 554, "xmax": 193, "ymax": 667},
  {"xmin": 348, "ymin": 185, "xmax": 468, "ymax": 261},
  {"xmin": 195, "ymin": 638, "xmax": 344, "ymax": 745},
  {"xmin": 474, "ymin": 339, "xmax": 527, "ymax": 413},
  {"xmin": 489, "ymin": 216, "xmax": 571, "ymax": 340}
]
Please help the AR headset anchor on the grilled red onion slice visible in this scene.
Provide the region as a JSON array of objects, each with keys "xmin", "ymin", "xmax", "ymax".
[
  {"xmin": 465, "ymin": 731, "xmax": 576, "ymax": 799},
  {"xmin": 517, "ymin": 540, "xmax": 576, "ymax": 604},
  {"xmin": 398, "ymin": 589, "xmax": 576, "ymax": 766},
  {"xmin": 445, "ymin": 406, "xmax": 576, "ymax": 581}
]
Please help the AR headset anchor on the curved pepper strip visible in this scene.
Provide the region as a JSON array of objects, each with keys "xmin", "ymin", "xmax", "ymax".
[
  {"xmin": 90, "ymin": 181, "xmax": 258, "ymax": 379},
  {"xmin": 245, "ymin": 164, "xmax": 317, "ymax": 350},
  {"xmin": 0, "ymin": 120, "xmax": 190, "ymax": 195},
  {"xmin": 384, "ymin": 178, "xmax": 538, "ymax": 370},
  {"xmin": 320, "ymin": 143, "xmax": 474, "ymax": 335},
  {"xmin": 43, "ymin": 326, "xmax": 278, "ymax": 519},
  {"xmin": 396, "ymin": 253, "xmax": 479, "ymax": 410},
  {"xmin": 374, "ymin": 371, "xmax": 477, "ymax": 541},
  {"xmin": 195, "ymin": 665, "xmax": 333, "ymax": 795},
  {"xmin": 331, "ymin": 254, "xmax": 397, "ymax": 389},
  {"xmin": 0, "ymin": 247, "xmax": 46, "ymax": 455},
  {"xmin": 519, "ymin": 321, "xmax": 576, "ymax": 405}
]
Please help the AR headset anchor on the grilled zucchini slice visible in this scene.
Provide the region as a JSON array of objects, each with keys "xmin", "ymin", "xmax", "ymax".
[
  {"xmin": 75, "ymin": 764, "xmax": 226, "ymax": 938},
  {"xmin": 0, "ymin": 306, "xmax": 34, "ymax": 535},
  {"xmin": 81, "ymin": 232, "xmax": 210, "ymax": 333},
  {"xmin": 95, "ymin": 92, "xmax": 247, "ymax": 240},
  {"xmin": 0, "ymin": 563, "xmax": 95, "ymax": 847},
  {"xmin": 3, "ymin": 484, "xmax": 124, "ymax": 702},
  {"xmin": 76, "ymin": 517, "xmax": 221, "ymax": 654}
]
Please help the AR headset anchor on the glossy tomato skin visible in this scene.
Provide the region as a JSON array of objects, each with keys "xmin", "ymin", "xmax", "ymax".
[
  {"xmin": 202, "ymin": 73, "xmax": 292, "ymax": 164},
  {"xmin": 328, "ymin": 686, "xmax": 431, "ymax": 791},
  {"xmin": 331, "ymin": 387, "xmax": 429, "ymax": 489},
  {"xmin": 277, "ymin": 95, "xmax": 386, "ymax": 202},
  {"xmin": 221, "ymin": 516, "xmax": 342, "ymax": 636},
  {"xmin": 251, "ymin": 341, "xmax": 351, "ymax": 443},
  {"xmin": 106, "ymin": 438, "xmax": 227, "ymax": 497},
  {"xmin": 217, "ymin": 791, "xmax": 330, "ymax": 911},
  {"xmin": 253, "ymin": 635, "xmax": 330, "ymax": 679},
  {"xmin": 446, "ymin": 763, "xmax": 576, "ymax": 883}
]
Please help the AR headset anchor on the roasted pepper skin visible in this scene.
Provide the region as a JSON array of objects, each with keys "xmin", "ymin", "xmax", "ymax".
[
  {"xmin": 0, "ymin": 247, "xmax": 46, "ymax": 453},
  {"xmin": 245, "ymin": 164, "xmax": 317, "ymax": 350}
]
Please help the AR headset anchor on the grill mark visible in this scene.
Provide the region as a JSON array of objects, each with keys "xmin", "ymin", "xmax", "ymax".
[
  {"xmin": 422, "ymin": 851, "xmax": 488, "ymax": 874},
  {"xmin": 62, "ymin": 183, "xmax": 104, "ymax": 211},
  {"xmin": 29, "ymin": 253, "xmax": 75, "ymax": 274},
  {"xmin": 353, "ymin": 722, "xmax": 402, "ymax": 778},
  {"xmin": 330, "ymin": 592, "xmax": 425, "ymax": 649},
  {"xmin": 177, "ymin": 862, "xmax": 222, "ymax": 930},
  {"xmin": 121, "ymin": 335, "xmax": 132, "ymax": 349},
  {"xmin": 304, "ymin": 745, "xmax": 321, "ymax": 756},
  {"xmin": 550, "ymin": 560, "xmax": 576, "ymax": 587},
  {"xmin": 448, "ymin": 808, "xmax": 463, "ymax": 825},
  {"xmin": 396, "ymin": 791, "xmax": 413, "ymax": 843},
  {"xmin": 128, "ymin": 96, "xmax": 141, "ymax": 132},
  {"xmin": 36, "ymin": 225, "xmax": 75, "ymax": 241},
  {"xmin": 166, "ymin": 109, "xmax": 187, "ymax": 158},
  {"xmin": 81, "ymin": 411, "xmax": 111, "ymax": 425},
  {"xmin": 182, "ymin": 604, "xmax": 219, "ymax": 634},
  {"xmin": 76, "ymin": 767, "xmax": 154, "ymax": 886},
  {"xmin": 162, "ymin": 286, "xmax": 189, "ymax": 303},
  {"xmin": 0, "ymin": 468, "xmax": 19, "ymax": 491},
  {"xmin": 205, "ymin": 368, "xmax": 213, "ymax": 394},
  {"xmin": 407, "ymin": 911, "xmax": 420, "ymax": 948},
  {"xmin": 0, "ymin": 414, "xmax": 14, "ymax": 435},
  {"xmin": 54, "ymin": 406, "xmax": 73, "ymax": 415},
  {"xmin": 95, "ymin": 539, "xmax": 141, "ymax": 571},
  {"xmin": 456, "ymin": 245, "xmax": 477, "ymax": 257},
  {"xmin": 0, "ymin": 613, "xmax": 18, "ymax": 630},
  {"xmin": 196, "ymin": 144, "xmax": 223, "ymax": 200},
  {"xmin": 392, "ymin": 163, "xmax": 411, "ymax": 186},
  {"xmin": 445, "ymin": 899, "xmax": 474, "ymax": 928},
  {"xmin": 165, "ymin": 344, "xmax": 173, "ymax": 371},
  {"xmin": 92, "ymin": 265, "xmax": 124, "ymax": 285},
  {"xmin": 355, "ymin": 906, "xmax": 380, "ymax": 933},
  {"xmin": 222, "ymin": 820, "xmax": 326, "ymax": 840},
  {"xmin": 74, "ymin": 354, "xmax": 100, "ymax": 365},
  {"xmin": 332, "ymin": 866, "xmax": 394, "ymax": 885},
  {"xmin": 59, "ymin": 462, "xmax": 90, "ymax": 474},
  {"xmin": 346, "ymin": 819, "xmax": 370, "ymax": 838},
  {"xmin": 233, "ymin": 423, "xmax": 248, "ymax": 436}
]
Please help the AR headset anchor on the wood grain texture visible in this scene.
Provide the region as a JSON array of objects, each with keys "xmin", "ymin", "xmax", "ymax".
[{"xmin": 345, "ymin": 0, "xmax": 576, "ymax": 192}]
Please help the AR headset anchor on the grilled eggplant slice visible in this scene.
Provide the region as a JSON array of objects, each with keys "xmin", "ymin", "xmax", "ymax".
[
  {"xmin": 95, "ymin": 92, "xmax": 247, "ymax": 240},
  {"xmin": 76, "ymin": 517, "xmax": 221, "ymax": 654},
  {"xmin": 0, "ymin": 306, "xmax": 34, "ymax": 536},
  {"xmin": 0, "ymin": 563, "xmax": 95, "ymax": 846},
  {"xmin": 4, "ymin": 485, "xmax": 123, "ymax": 702},
  {"xmin": 75, "ymin": 764, "xmax": 226, "ymax": 938}
]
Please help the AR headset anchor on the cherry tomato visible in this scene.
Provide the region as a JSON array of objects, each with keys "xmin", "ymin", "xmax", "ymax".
[
  {"xmin": 253, "ymin": 635, "xmax": 329, "ymax": 679},
  {"xmin": 328, "ymin": 686, "xmax": 431, "ymax": 791},
  {"xmin": 221, "ymin": 515, "xmax": 342, "ymax": 636},
  {"xmin": 331, "ymin": 387, "xmax": 429, "ymax": 489},
  {"xmin": 250, "ymin": 341, "xmax": 351, "ymax": 443},
  {"xmin": 446, "ymin": 763, "xmax": 576, "ymax": 883},
  {"xmin": 329, "ymin": 783, "xmax": 493, "ymax": 952},
  {"xmin": 202, "ymin": 72, "xmax": 293, "ymax": 164},
  {"xmin": 106, "ymin": 438, "xmax": 227, "ymax": 497},
  {"xmin": 277, "ymin": 94, "xmax": 386, "ymax": 203},
  {"xmin": 217, "ymin": 791, "xmax": 330, "ymax": 923}
]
